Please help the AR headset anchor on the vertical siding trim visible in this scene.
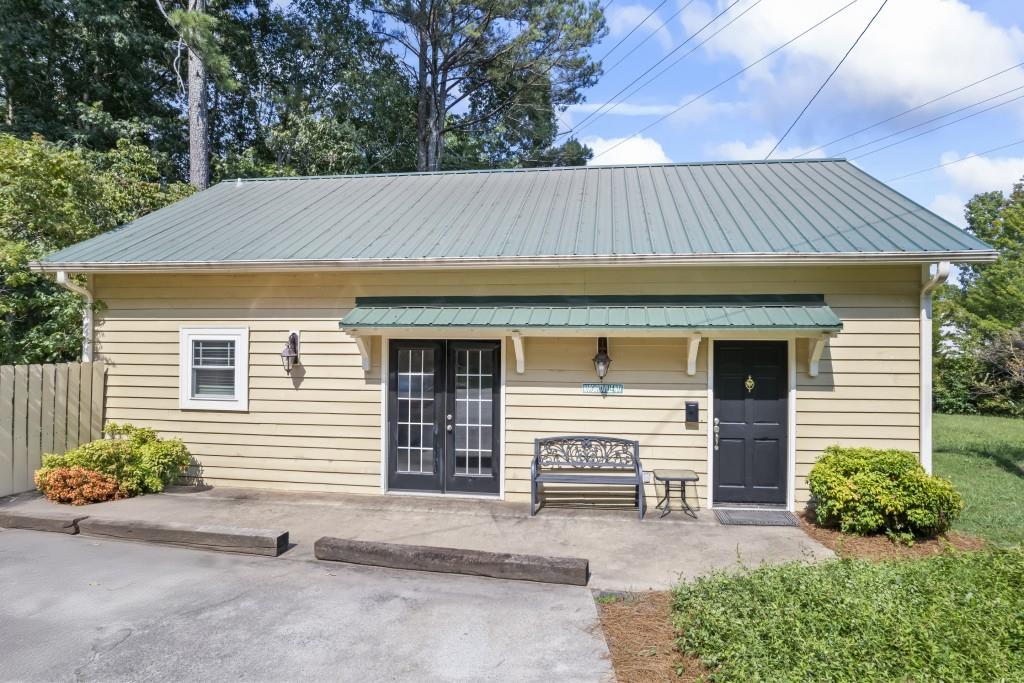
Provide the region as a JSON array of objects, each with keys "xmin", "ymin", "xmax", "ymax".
[
  {"xmin": 787, "ymin": 339, "xmax": 797, "ymax": 511},
  {"xmin": 378, "ymin": 332, "xmax": 388, "ymax": 494},
  {"xmin": 706, "ymin": 340, "xmax": 715, "ymax": 507}
]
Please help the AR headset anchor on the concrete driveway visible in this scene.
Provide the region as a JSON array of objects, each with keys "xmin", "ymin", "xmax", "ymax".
[{"xmin": 0, "ymin": 529, "xmax": 613, "ymax": 682}]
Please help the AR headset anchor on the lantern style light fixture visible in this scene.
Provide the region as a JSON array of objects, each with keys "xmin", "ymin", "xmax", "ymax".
[
  {"xmin": 280, "ymin": 331, "xmax": 300, "ymax": 374},
  {"xmin": 592, "ymin": 337, "xmax": 611, "ymax": 380}
]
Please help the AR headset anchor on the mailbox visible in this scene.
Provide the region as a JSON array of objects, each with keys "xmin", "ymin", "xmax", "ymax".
[{"xmin": 684, "ymin": 401, "xmax": 699, "ymax": 423}]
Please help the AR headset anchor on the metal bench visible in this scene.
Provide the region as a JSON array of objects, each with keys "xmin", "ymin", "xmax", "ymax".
[{"xmin": 531, "ymin": 436, "xmax": 645, "ymax": 519}]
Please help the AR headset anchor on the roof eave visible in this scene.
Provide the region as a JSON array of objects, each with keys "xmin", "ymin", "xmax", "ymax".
[{"xmin": 30, "ymin": 250, "xmax": 999, "ymax": 274}]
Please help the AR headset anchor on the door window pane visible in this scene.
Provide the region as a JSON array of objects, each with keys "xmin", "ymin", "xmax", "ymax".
[
  {"xmin": 454, "ymin": 348, "xmax": 493, "ymax": 476},
  {"xmin": 396, "ymin": 348, "xmax": 435, "ymax": 474}
]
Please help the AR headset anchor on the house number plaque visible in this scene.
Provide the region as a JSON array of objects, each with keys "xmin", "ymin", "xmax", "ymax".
[{"xmin": 582, "ymin": 383, "xmax": 624, "ymax": 395}]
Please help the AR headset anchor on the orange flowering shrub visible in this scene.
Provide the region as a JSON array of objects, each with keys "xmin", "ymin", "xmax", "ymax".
[{"xmin": 34, "ymin": 466, "xmax": 121, "ymax": 505}]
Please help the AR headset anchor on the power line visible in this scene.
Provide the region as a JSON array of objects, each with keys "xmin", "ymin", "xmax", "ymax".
[
  {"xmin": 591, "ymin": 0, "xmax": 860, "ymax": 162},
  {"xmin": 602, "ymin": 0, "xmax": 697, "ymax": 76},
  {"xmin": 764, "ymin": 0, "xmax": 887, "ymax": 159},
  {"xmin": 560, "ymin": 0, "xmax": 752, "ymax": 138},
  {"xmin": 571, "ymin": 0, "xmax": 765, "ymax": 139},
  {"xmin": 597, "ymin": 0, "xmax": 672, "ymax": 64},
  {"xmin": 794, "ymin": 60, "xmax": 1024, "ymax": 158},
  {"xmin": 846, "ymin": 91, "xmax": 1024, "ymax": 160},
  {"xmin": 831, "ymin": 82, "xmax": 1024, "ymax": 157},
  {"xmin": 886, "ymin": 138, "xmax": 1024, "ymax": 183}
]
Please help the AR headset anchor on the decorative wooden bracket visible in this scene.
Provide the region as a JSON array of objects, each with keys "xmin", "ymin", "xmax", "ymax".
[
  {"xmin": 353, "ymin": 336, "xmax": 371, "ymax": 372},
  {"xmin": 686, "ymin": 335, "xmax": 701, "ymax": 376},
  {"xmin": 511, "ymin": 331, "xmax": 525, "ymax": 374},
  {"xmin": 808, "ymin": 336, "xmax": 827, "ymax": 377}
]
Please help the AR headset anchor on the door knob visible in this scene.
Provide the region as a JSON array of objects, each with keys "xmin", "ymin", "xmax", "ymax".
[
  {"xmin": 447, "ymin": 414, "xmax": 452, "ymax": 420},
  {"xmin": 447, "ymin": 424, "xmax": 453, "ymax": 432},
  {"xmin": 713, "ymin": 417, "xmax": 720, "ymax": 451}
]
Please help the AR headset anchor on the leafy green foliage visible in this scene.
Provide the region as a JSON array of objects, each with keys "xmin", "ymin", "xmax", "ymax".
[
  {"xmin": 36, "ymin": 423, "xmax": 191, "ymax": 497},
  {"xmin": 808, "ymin": 446, "xmax": 963, "ymax": 541},
  {"xmin": 935, "ymin": 180, "xmax": 1024, "ymax": 415},
  {"xmin": 935, "ymin": 413, "xmax": 1024, "ymax": 547},
  {"xmin": 672, "ymin": 550, "xmax": 1024, "ymax": 682},
  {"xmin": 0, "ymin": 133, "xmax": 191, "ymax": 363}
]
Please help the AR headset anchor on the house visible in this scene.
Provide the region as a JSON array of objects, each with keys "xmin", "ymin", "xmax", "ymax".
[{"xmin": 33, "ymin": 160, "xmax": 996, "ymax": 512}]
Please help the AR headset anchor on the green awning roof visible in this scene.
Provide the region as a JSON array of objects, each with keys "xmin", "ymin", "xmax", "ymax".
[{"xmin": 339, "ymin": 295, "xmax": 843, "ymax": 331}]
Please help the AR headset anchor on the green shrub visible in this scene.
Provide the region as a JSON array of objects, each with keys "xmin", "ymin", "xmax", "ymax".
[
  {"xmin": 808, "ymin": 446, "xmax": 963, "ymax": 540},
  {"xmin": 673, "ymin": 549, "xmax": 1024, "ymax": 682},
  {"xmin": 35, "ymin": 423, "xmax": 190, "ymax": 498}
]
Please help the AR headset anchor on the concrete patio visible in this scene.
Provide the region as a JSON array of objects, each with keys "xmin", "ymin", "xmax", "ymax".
[{"xmin": 0, "ymin": 487, "xmax": 833, "ymax": 590}]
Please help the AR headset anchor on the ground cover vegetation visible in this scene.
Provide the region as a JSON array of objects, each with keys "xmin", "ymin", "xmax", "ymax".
[{"xmin": 34, "ymin": 423, "xmax": 191, "ymax": 503}]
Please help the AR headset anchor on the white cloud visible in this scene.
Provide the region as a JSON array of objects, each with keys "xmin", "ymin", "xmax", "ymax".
[
  {"xmin": 567, "ymin": 96, "xmax": 746, "ymax": 127},
  {"xmin": 709, "ymin": 136, "xmax": 820, "ymax": 160},
  {"xmin": 608, "ymin": 4, "xmax": 673, "ymax": 52},
  {"xmin": 681, "ymin": 0, "xmax": 1024, "ymax": 110},
  {"xmin": 584, "ymin": 135, "xmax": 672, "ymax": 165},
  {"xmin": 928, "ymin": 193, "xmax": 968, "ymax": 227},
  {"xmin": 939, "ymin": 151, "xmax": 1024, "ymax": 196}
]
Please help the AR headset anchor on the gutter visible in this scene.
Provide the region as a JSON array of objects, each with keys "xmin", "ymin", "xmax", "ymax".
[
  {"xmin": 55, "ymin": 271, "xmax": 94, "ymax": 362},
  {"xmin": 919, "ymin": 261, "xmax": 951, "ymax": 474},
  {"xmin": 28, "ymin": 250, "xmax": 999, "ymax": 274}
]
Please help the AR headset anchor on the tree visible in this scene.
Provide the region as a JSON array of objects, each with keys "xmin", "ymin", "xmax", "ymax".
[
  {"xmin": 0, "ymin": 0, "xmax": 182, "ymax": 155},
  {"xmin": 0, "ymin": 134, "xmax": 192, "ymax": 363},
  {"xmin": 156, "ymin": 0, "xmax": 237, "ymax": 188},
  {"xmin": 934, "ymin": 178, "xmax": 1024, "ymax": 414},
  {"xmin": 372, "ymin": 0, "xmax": 605, "ymax": 171}
]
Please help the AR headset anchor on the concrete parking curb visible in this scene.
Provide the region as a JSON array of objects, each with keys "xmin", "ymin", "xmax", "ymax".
[
  {"xmin": 0, "ymin": 511, "xmax": 89, "ymax": 534},
  {"xmin": 314, "ymin": 536, "xmax": 590, "ymax": 586},
  {"xmin": 78, "ymin": 518, "xmax": 289, "ymax": 556}
]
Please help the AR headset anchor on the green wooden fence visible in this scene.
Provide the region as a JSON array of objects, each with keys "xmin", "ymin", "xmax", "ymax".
[{"xmin": 0, "ymin": 362, "xmax": 106, "ymax": 497}]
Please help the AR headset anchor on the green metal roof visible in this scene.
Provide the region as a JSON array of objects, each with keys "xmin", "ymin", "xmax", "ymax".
[
  {"xmin": 339, "ymin": 295, "xmax": 843, "ymax": 331},
  {"xmin": 36, "ymin": 160, "xmax": 995, "ymax": 272}
]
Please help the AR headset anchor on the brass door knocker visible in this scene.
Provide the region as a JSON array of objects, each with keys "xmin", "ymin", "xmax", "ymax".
[{"xmin": 745, "ymin": 375, "xmax": 755, "ymax": 393}]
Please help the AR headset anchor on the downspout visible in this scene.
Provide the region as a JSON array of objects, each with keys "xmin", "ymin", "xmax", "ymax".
[
  {"xmin": 55, "ymin": 271, "xmax": 93, "ymax": 362},
  {"xmin": 919, "ymin": 261, "xmax": 950, "ymax": 473}
]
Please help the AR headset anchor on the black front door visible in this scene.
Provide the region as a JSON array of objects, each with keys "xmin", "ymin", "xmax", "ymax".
[
  {"xmin": 713, "ymin": 341, "xmax": 788, "ymax": 505},
  {"xmin": 387, "ymin": 340, "xmax": 501, "ymax": 495}
]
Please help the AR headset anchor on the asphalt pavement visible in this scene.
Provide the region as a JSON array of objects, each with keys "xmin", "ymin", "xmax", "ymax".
[{"xmin": 0, "ymin": 529, "xmax": 613, "ymax": 682}]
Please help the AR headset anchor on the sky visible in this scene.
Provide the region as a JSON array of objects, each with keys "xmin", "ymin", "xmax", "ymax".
[{"xmin": 567, "ymin": 0, "xmax": 1024, "ymax": 228}]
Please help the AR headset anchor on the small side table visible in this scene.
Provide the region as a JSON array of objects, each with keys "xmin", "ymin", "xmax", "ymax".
[{"xmin": 653, "ymin": 469, "xmax": 700, "ymax": 518}]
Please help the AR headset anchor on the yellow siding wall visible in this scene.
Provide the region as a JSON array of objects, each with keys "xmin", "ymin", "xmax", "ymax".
[{"xmin": 93, "ymin": 265, "xmax": 920, "ymax": 507}]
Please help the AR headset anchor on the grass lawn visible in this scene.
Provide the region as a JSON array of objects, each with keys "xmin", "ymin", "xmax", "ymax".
[{"xmin": 934, "ymin": 413, "xmax": 1024, "ymax": 546}]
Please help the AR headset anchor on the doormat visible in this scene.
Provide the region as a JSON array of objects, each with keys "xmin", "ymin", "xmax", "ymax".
[{"xmin": 715, "ymin": 509, "xmax": 800, "ymax": 527}]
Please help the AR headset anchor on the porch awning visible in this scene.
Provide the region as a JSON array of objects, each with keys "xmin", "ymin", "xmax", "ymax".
[{"xmin": 339, "ymin": 295, "xmax": 843, "ymax": 332}]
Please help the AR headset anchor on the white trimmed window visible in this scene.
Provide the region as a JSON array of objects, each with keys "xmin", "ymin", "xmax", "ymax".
[{"xmin": 179, "ymin": 328, "xmax": 249, "ymax": 411}]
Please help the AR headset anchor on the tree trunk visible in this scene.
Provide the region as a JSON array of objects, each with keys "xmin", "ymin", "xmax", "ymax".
[{"xmin": 187, "ymin": 0, "xmax": 211, "ymax": 190}]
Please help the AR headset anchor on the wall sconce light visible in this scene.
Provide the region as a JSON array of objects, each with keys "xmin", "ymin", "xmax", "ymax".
[
  {"xmin": 593, "ymin": 337, "xmax": 611, "ymax": 380},
  {"xmin": 280, "ymin": 331, "xmax": 300, "ymax": 374}
]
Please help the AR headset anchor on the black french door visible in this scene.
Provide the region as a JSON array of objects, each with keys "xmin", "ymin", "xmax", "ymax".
[
  {"xmin": 713, "ymin": 340, "xmax": 788, "ymax": 505},
  {"xmin": 387, "ymin": 340, "xmax": 501, "ymax": 495}
]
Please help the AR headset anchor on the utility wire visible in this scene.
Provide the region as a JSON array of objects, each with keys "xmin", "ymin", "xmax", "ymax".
[
  {"xmin": 886, "ymin": 137, "xmax": 1024, "ymax": 183},
  {"xmin": 571, "ymin": 0, "xmax": 765, "ymax": 139},
  {"xmin": 560, "ymin": 0, "xmax": 751, "ymax": 137},
  {"xmin": 831, "ymin": 82, "xmax": 1024, "ymax": 157},
  {"xmin": 592, "ymin": 0, "xmax": 860, "ymax": 162},
  {"xmin": 764, "ymin": 0, "xmax": 887, "ymax": 159},
  {"xmin": 794, "ymin": 60, "xmax": 1024, "ymax": 158},
  {"xmin": 603, "ymin": 0, "xmax": 697, "ymax": 76},
  {"xmin": 597, "ymin": 0, "xmax": 672, "ymax": 64},
  {"xmin": 846, "ymin": 91, "xmax": 1024, "ymax": 160}
]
